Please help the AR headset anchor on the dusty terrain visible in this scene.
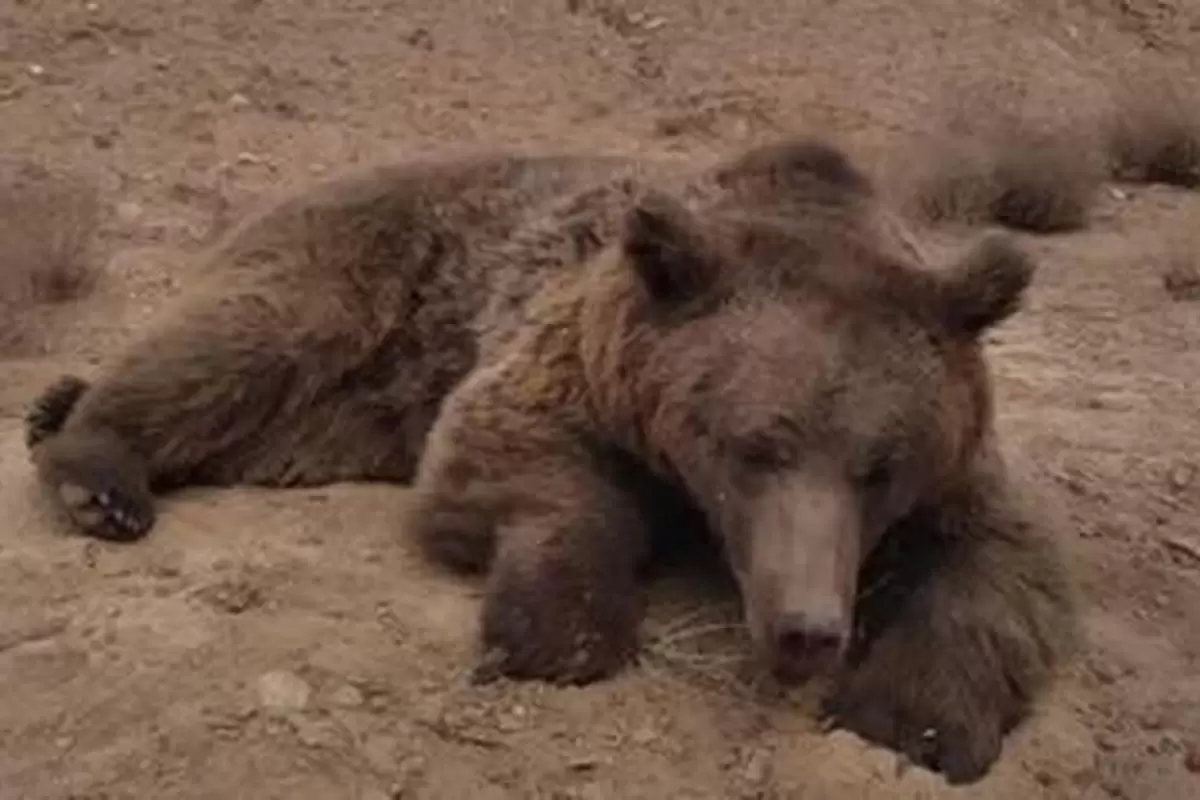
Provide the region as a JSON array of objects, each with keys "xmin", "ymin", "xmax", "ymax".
[{"xmin": 2, "ymin": 0, "xmax": 1200, "ymax": 798}]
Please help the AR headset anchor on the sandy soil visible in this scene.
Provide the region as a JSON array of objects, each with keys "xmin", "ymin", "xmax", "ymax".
[{"xmin": 2, "ymin": 1, "xmax": 1200, "ymax": 798}]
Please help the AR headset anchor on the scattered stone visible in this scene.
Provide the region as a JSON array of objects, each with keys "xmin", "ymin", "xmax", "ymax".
[
  {"xmin": 291, "ymin": 717, "xmax": 340, "ymax": 748},
  {"xmin": 1087, "ymin": 657, "xmax": 1123, "ymax": 685},
  {"xmin": 257, "ymin": 670, "xmax": 311, "ymax": 713},
  {"xmin": 1184, "ymin": 742, "xmax": 1200, "ymax": 773},
  {"xmin": 1100, "ymin": 778, "xmax": 1130, "ymax": 799},
  {"xmin": 495, "ymin": 704, "xmax": 528, "ymax": 732},
  {"xmin": 147, "ymin": 563, "xmax": 182, "ymax": 580},
  {"xmin": 1163, "ymin": 263, "xmax": 1200, "ymax": 302},
  {"xmin": 204, "ymin": 706, "xmax": 255, "ymax": 739},
  {"xmin": 629, "ymin": 726, "xmax": 658, "ymax": 746},
  {"xmin": 1163, "ymin": 535, "xmax": 1200, "ymax": 565},
  {"xmin": 568, "ymin": 755, "xmax": 601, "ymax": 772},
  {"xmin": 740, "ymin": 745, "xmax": 771, "ymax": 785},
  {"xmin": 1168, "ymin": 462, "xmax": 1195, "ymax": 491},
  {"xmin": 115, "ymin": 201, "xmax": 143, "ymax": 224},
  {"xmin": 1137, "ymin": 710, "xmax": 1165, "ymax": 731},
  {"xmin": 228, "ymin": 92, "xmax": 252, "ymax": 110},
  {"xmin": 329, "ymin": 683, "xmax": 366, "ymax": 709},
  {"xmin": 197, "ymin": 576, "xmax": 264, "ymax": 614},
  {"xmin": 0, "ymin": 616, "xmax": 69, "ymax": 652},
  {"xmin": 361, "ymin": 733, "xmax": 401, "ymax": 773},
  {"xmin": 407, "ymin": 27, "xmax": 434, "ymax": 50},
  {"xmin": 1032, "ymin": 767, "xmax": 1057, "ymax": 786}
]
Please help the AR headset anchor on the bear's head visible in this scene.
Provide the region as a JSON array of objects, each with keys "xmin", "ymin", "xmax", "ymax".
[{"xmin": 581, "ymin": 139, "xmax": 1036, "ymax": 684}]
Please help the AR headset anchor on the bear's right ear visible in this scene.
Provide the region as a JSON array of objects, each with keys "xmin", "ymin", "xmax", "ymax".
[
  {"xmin": 938, "ymin": 233, "xmax": 1037, "ymax": 337},
  {"xmin": 623, "ymin": 191, "xmax": 719, "ymax": 307}
]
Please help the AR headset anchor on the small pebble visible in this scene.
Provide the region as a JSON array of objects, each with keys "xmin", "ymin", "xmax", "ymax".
[
  {"xmin": 329, "ymin": 683, "xmax": 365, "ymax": 708},
  {"xmin": 257, "ymin": 670, "xmax": 311, "ymax": 713},
  {"xmin": 630, "ymin": 726, "xmax": 657, "ymax": 746},
  {"xmin": 116, "ymin": 201, "xmax": 144, "ymax": 224},
  {"xmin": 1184, "ymin": 743, "xmax": 1200, "ymax": 773},
  {"xmin": 1168, "ymin": 463, "xmax": 1194, "ymax": 490}
]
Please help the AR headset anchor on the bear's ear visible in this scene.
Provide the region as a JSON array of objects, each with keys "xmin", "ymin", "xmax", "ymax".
[
  {"xmin": 623, "ymin": 191, "xmax": 719, "ymax": 307},
  {"xmin": 938, "ymin": 234, "xmax": 1037, "ymax": 337},
  {"xmin": 714, "ymin": 136, "xmax": 874, "ymax": 202}
]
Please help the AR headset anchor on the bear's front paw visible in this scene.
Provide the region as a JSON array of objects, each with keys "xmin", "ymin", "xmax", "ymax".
[
  {"xmin": 822, "ymin": 659, "xmax": 1005, "ymax": 785},
  {"xmin": 473, "ymin": 571, "xmax": 640, "ymax": 686}
]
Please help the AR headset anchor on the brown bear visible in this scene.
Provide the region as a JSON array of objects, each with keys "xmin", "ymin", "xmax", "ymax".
[{"xmin": 24, "ymin": 138, "xmax": 1077, "ymax": 785}]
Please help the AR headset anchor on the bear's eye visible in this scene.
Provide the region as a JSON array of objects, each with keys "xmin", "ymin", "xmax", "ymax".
[
  {"xmin": 855, "ymin": 449, "xmax": 898, "ymax": 492},
  {"xmin": 732, "ymin": 432, "xmax": 796, "ymax": 471}
]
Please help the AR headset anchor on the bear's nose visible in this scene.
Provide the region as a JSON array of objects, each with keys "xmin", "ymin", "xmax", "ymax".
[{"xmin": 770, "ymin": 613, "xmax": 848, "ymax": 681}]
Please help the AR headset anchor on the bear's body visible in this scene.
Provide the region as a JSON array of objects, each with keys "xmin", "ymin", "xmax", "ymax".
[{"xmin": 26, "ymin": 139, "xmax": 1077, "ymax": 786}]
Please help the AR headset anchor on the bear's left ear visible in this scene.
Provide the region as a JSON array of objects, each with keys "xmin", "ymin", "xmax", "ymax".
[
  {"xmin": 938, "ymin": 233, "xmax": 1037, "ymax": 337},
  {"xmin": 714, "ymin": 136, "xmax": 874, "ymax": 203},
  {"xmin": 623, "ymin": 191, "xmax": 720, "ymax": 307}
]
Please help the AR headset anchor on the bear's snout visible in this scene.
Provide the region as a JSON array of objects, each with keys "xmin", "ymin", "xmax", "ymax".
[
  {"xmin": 769, "ymin": 611, "xmax": 850, "ymax": 683},
  {"xmin": 735, "ymin": 470, "xmax": 862, "ymax": 683}
]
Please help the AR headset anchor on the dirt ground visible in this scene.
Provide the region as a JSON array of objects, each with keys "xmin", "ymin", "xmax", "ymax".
[{"xmin": 2, "ymin": 0, "xmax": 1200, "ymax": 798}]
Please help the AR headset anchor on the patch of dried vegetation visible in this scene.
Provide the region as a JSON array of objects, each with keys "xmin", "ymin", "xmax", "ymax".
[{"xmin": 0, "ymin": 158, "xmax": 103, "ymax": 353}]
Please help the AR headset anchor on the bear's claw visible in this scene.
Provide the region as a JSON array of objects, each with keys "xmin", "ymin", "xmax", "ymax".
[
  {"xmin": 474, "ymin": 572, "xmax": 640, "ymax": 686},
  {"xmin": 57, "ymin": 479, "xmax": 155, "ymax": 542},
  {"xmin": 821, "ymin": 675, "xmax": 1003, "ymax": 786}
]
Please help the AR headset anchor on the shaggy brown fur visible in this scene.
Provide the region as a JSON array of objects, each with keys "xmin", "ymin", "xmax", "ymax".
[{"xmin": 26, "ymin": 138, "xmax": 1076, "ymax": 785}]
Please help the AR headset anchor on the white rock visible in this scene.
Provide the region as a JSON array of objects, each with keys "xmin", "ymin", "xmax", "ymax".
[
  {"xmin": 257, "ymin": 670, "xmax": 311, "ymax": 712},
  {"xmin": 115, "ymin": 201, "xmax": 143, "ymax": 224}
]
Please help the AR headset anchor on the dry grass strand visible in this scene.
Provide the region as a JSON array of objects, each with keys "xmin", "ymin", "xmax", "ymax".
[
  {"xmin": 902, "ymin": 77, "xmax": 1105, "ymax": 234},
  {"xmin": 1106, "ymin": 76, "xmax": 1200, "ymax": 188},
  {"xmin": 0, "ymin": 158, "xmax": 103, "ymax": 352}
]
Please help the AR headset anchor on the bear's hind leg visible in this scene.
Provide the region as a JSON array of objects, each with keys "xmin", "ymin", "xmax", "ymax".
[
  {"xmin": 824, "ymin": 451, "xmax": 1078, "ymax": 785},
  {"xmin": 31, "ymin": 285, "xmax": 383, "ymax": 540}
]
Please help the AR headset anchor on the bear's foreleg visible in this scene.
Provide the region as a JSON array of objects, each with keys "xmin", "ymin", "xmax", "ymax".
[
  {"xmin": 823, "ymin": 450, "xmax": 1077, "ymax": 785},
  {"xmin": 409, "ymin": 370, "xmax": 653, "ymax": 686}
]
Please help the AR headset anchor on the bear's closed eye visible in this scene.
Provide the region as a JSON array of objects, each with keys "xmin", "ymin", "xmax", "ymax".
[
  {"xmin": 853, "ymin": 447, "xmax": 900, "ymax": 492},
  {"xmin": 732, "ymin": 432, "xmax": 798, "ymax": 471}
]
